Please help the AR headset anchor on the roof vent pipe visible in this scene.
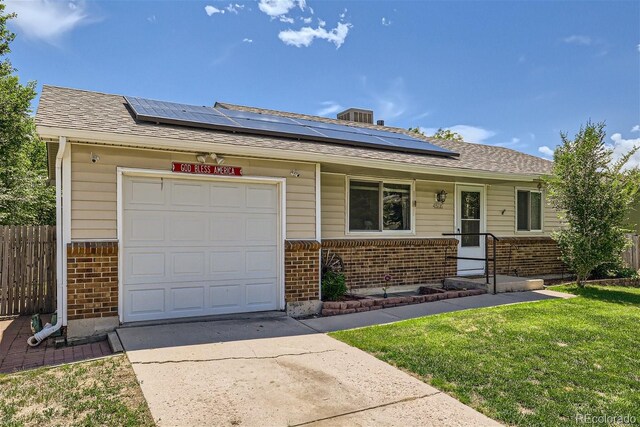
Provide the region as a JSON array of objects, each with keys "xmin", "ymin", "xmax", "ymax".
[{"xmin": 377, "ymin": 120, "xmax": 385, "ymax": 126}]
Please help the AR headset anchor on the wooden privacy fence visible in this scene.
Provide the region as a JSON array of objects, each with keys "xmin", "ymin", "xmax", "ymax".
[
  {"xmin": 622, "ymin": 233, "xmax": 640, "ymax": 271},
  {"xmin": 0, "ymin": 226, "xmax": 56, "ymax": 317}
]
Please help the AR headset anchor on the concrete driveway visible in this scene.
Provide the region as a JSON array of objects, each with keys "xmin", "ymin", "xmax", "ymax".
[{"xmin": 118, "ymin": 313, "xmax": 499, "ymax": 427}]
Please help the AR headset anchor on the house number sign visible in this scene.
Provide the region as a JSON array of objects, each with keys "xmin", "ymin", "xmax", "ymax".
[{"xmin": 171, "ymin": 162, "xmax": 243, "ymax": 176}]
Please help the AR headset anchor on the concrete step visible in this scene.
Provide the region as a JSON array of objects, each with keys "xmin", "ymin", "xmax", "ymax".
[{"xmin": 444, "ymin": 275, "xmax": 544, "ymax": 293}]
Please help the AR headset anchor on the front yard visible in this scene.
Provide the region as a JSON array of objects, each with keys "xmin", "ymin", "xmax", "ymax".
[
  {"xmin": 331, "ymin": 285, "xmax": 640, "ymax": 426},
  {"xmin": 0, "ymin": 354, "xmax": 153, "ymax": 427}
]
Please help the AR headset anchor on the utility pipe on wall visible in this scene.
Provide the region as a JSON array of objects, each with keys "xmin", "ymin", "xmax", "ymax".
[{"xmin": 28, "ymin": 136, "xmax": 67, "ymax": 346}]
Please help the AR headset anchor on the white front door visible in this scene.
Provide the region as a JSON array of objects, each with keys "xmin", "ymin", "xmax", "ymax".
[
  {"xmin": 456, "ymin": 185, "xmax": 485, "ymax": 275},
  {"xmin": 122, "ymin": 175, "xmax": 281, "ymax": 322}
]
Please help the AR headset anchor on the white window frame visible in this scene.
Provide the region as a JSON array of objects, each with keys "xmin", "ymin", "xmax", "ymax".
[
  {"xmin": 345, "ymin": 176, "xmax": 416, "ymax": 236},
  {"xmin": 515, "ymin": 188, "xmax": 544, "ymax": 233}
]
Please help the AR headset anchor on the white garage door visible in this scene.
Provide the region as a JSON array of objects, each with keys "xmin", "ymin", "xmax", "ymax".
[{"xmin": 122, "ymin": 176, "xmax": 281, "ymax": 322}]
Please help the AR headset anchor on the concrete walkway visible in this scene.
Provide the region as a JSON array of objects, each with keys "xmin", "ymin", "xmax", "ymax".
[
  {"xmin": 118, "ymin": 315, "xmax": 499, "ymax": 426},
  {"xmin": 117, "ymin": 290, "xmax": 572, "ymax": 426},
  {"xmin": 299, "ymin": 289, "xmax": 573, "ymax": 332}
]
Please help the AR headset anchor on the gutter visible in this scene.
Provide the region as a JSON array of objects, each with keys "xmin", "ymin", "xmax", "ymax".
[
  {"xmin": 35, "ymin": 126, "xmax": 544, "ymax": 182},
  {"xmin": 28, "ymin": 136, "xmax": 67, "ymax": 346}
]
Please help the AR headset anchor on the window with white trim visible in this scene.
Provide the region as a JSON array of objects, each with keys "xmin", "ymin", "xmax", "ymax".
[
  {"xmin": 517, "ymin": 190, "xmax": 543, "ymax": 231},
  {"xmin": 348, "ymin": 179, "xmax": 412, "ymax": 232}
]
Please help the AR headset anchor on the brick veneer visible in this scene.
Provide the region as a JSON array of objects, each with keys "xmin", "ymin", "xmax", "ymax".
[
  {"xmin": 67, "ymin": 242, "xmax": 118, "ymax": 321},
  {"xmin": 284, "ymin": 240, "xmax": 321, "ymax": 302},
  {"xmin": 321, "ymin": 239, "xmax": 459, "ymax": 290},
  {"xmin": 491, "ymin": 237, "xmax": 565, "ymax": 276}
]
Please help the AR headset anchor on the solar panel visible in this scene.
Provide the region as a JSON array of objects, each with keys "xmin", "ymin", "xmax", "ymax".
[{"xmin": 124, "ymin": 96, "xmax": 459, "ymax": 158}]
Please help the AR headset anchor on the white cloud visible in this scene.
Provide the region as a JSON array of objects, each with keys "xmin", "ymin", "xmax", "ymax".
[
  {"xmin": 414, "ymin": 123, "xmax": 496, "ymax": 144},
  {"xmin": 317, "ymin": 18, "xmax": 326, "ymax": 27},
  {"xmin": 147, "ymin": 15, "xmax": 156, "ymax": 23},
  {"xmin": 316, "ymin": 101, "xmax": 343, "ymax": 116},
  {"xmin": 300, "ymin": 16, "xmax": 312, "ymax": 24},
  {"xmin": 279, "ymin": 15, "xmax": 294, "ymax": 23},
  {"xmin": 6, "ymin": 0, "xmax": 89, "ymax": 41},
  {"xmin": 538, "ymin": 146, "xmax": 555, "ymax": 158},
  {"xmin": 278, "ymin": 22, "xmax": 352, "ymax": 49},
  {"xmin": 608, "ymin": 133, "xmax": 640, "ymax": 169},
  {"xmin": 631, "ymin": 125, "xmax": 640, "ymax": 133},
  {"xmin": 381, "ymin": 17, "xmax": 391, "ymax": 26},
  {"xmin": 242, "ymin": 38, "xmax": 253, "ymax": 43},
  {"xmin": 637, "ymin": 43, "xmax": 640, "ymax": 52},
  {"xmin": 258, "ymin": 0, "xmax": 305, "ymax": 18},
  {"xmin": 205, "ymin": 5, "xmax": 224, "ymax": 15},
  {"xmin": 495, "ymin": 137, "xmax": 521, "ymax": 147},
  {"xmin": 225, "ymin": 3, "xmax": 245, "ymax": 14},
  {"xmin": 447, "ymin": 125, "xmax": 496, "ymax": 144},
  {"xmin": 339, "ymin": 8, "xmax": 347, "ymax": 20},
  {"xmin": 370, "ymin": 77, "xmax": 410, "ymax": 120},
  {"xmin": 563, "ymin": 35, "xmax": 592, "ymax": 46}
]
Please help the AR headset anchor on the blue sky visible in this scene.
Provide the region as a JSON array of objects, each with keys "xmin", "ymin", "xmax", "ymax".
[{"xmin": 6, "ymin": 0, "xmax": 640, "ymax": 162}]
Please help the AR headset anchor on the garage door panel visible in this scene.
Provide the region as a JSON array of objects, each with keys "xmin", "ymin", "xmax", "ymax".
[
  {"xmin": 127, "ymin": 178, "xmax": 165, "ymax": 206},
  {"xmin": 123, "ymin": 177, "xmax": 280, "ymax": 322},
  {"xmin": 246, "ymin": 217, "xmax": 278, "ymax": 242},
  {"xmin": 170, "ymin": 181, "xmax": 208, "ymax": 206},
  {"xmin": 210, "ymin": 217, "xmax": 245, "ymax": 241},
  {"xmin": 246, "ymin": 186, "xmax": 277, "ymax": 211},
  {"xmin": 210, "ymin": 183, "xmax": 244, "ymax": 208},
  {"xmin": 169, "ymin": 216, "xmax": 208, "ymax": 242},
  {"xmin": 210, "ymin": 285, "xmax": 243, "ymax": 310},
  {"xmin": 210, "ymin": 250, "xmax": 244, "ymax": 274},
  {"xmin": 171, "ymin": 252, "xmax": 205, "ymax": 276},
  {"xmin": 246, "ymin": 249, "xmax": 277, "ymax": 274},
  {"xmin": 171, "ymin": 287, "xmax": 205, "ymax": 311},
  {"xmin": 127, "ymin": 288, "xmax": 165, "ymax": 317},
  {"xmin": 246, "ymin": 282, "xmax": 278, "ymax": 307},
  {"xmin": 127, "ymin": 252, "xmax": 166, "ymax": 279}
]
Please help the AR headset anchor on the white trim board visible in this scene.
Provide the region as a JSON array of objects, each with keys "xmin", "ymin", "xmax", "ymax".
[{"xmin": 37, "ymin": 126, "xmax": 542, "ymax": 182}]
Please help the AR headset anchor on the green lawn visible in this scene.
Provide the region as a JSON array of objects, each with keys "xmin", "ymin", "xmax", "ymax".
[
  {"xmin": 331, "ymin": 285, "xmax": 640, "ymax": 426},
  {"xmin": 0, "ymin": 354, "xmax": 154, "ymax": 427}
]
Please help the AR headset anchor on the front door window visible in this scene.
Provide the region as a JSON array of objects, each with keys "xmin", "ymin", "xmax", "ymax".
[{"xmin": 460, "ymin": 191, "xmax": 481, "ymax": 247}]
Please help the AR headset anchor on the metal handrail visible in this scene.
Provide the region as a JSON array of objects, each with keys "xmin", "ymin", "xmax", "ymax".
[{"xmin": 442, "ymin": 232, "xmax": 498, "ymax": 294}]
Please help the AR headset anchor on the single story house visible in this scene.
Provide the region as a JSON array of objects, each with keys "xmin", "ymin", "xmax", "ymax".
[{"xmin": 35, "ymin": 85, "xmax": 564, "ymax": 338}]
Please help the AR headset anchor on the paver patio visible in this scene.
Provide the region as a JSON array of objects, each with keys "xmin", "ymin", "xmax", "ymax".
[{"xmin": 0, "ymin": 315, "xmax": 112, "ymax": 373}]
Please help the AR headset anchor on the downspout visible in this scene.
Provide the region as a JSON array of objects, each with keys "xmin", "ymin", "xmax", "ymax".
[{"xmin": 28, "ymin": 137, "xmax": 67, "ymax": 346}]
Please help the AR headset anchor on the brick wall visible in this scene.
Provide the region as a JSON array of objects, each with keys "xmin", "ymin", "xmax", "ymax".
[
  {"xmin": 67, "ymin": 242, "xmax": 118, "ymax": 321},
  {"xmin": 322, "ymin": 239, "xmax": 459, "ymax": 290},
  {"xmin": 285, "ymin": 240, "xmax": 320, "ymax": 302},
  {"xmin": 491, "ymin": 237, "xmax": 565, "ymax": 276}
]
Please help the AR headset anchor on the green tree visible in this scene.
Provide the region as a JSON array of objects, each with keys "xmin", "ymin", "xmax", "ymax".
[
  {"xmin": 0, "ymin": 2, "xmax": 54, "ymax": 225},
  {"xmin": 409, "ymin": 127, "xmax": 464, "ymax": 142},
  {"xmin": 544, "ymin": 121, "xmax": 640, "ymax": 286}
]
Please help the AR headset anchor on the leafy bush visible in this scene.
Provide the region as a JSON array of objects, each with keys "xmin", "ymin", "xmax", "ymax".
[
  {"xmin": 321, "ymin": 271, "xmax": 347, "ymax": 301},
  {"xmin": 592, "ymin": 263, "xmax": 639, "ymax": 280}
]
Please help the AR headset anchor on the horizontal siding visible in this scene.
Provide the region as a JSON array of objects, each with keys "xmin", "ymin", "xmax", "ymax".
[
  {"xmin": 321, "ymin": 174, "xmax": 455, "ymax": 238},
  {"xmin": 487, "ymin": 183, "xmax": 563, "ymax": 237},
  {"xmin": 321, "ymin": 174, "xmax": 345, "ymax": 238},
  {"xmin": 416, "ymin": 181, "xmax": 455, "ymax": 236},
  {"xmin": 70, "ymin": 143, "xmax": 317, "ymax": 240}
]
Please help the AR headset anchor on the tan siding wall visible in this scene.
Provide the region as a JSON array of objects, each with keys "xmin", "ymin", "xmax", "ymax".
[
  {"xmin": 321, "ymin": 174, "xmax": 455, "ymax": 238},
  {"xmin": 70, "ymin": 143, "xmax": 317, "ymax": 240},
  {"xmin": 486, "ymin": 183, "xmax": 563, "ymax": 237},
  {"xmin": 416, "ymin": 181, "xmax": 455, "ymax": 236},
  {"xmin": 322, "ymin": 172, "xmax": 562, "ymax": 239}
]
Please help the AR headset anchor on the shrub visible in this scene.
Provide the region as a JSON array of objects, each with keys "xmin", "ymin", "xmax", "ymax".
[{"xmin": 321, "ymin": 271, "xmax": 347, "ymax": 301}]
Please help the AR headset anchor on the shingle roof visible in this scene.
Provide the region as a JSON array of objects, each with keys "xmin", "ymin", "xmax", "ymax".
[{"xmin": 36, "ymin": 85, "xmax": 553, "ymax": 176}]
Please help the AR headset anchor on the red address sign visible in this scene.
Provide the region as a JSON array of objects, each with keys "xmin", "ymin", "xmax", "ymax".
[{"xmin": 171, "ymin": 162, "xmax": 243, "ymax": 176}]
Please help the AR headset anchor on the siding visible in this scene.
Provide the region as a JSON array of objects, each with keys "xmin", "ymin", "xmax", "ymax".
[
  {"xmin": 70, "ymin": 143, "xmax": 317, "ymax": 240},
  {"xmin": 323, "ymin": 172, "xmax": 562, "ymax": 239},
  {"xmin": 486, "ymin": 183, "xmax": 563, "ymax": 236},
  {"xmin": 321, "ymin": 174, "xmax": 454, "ymax": 238}
]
